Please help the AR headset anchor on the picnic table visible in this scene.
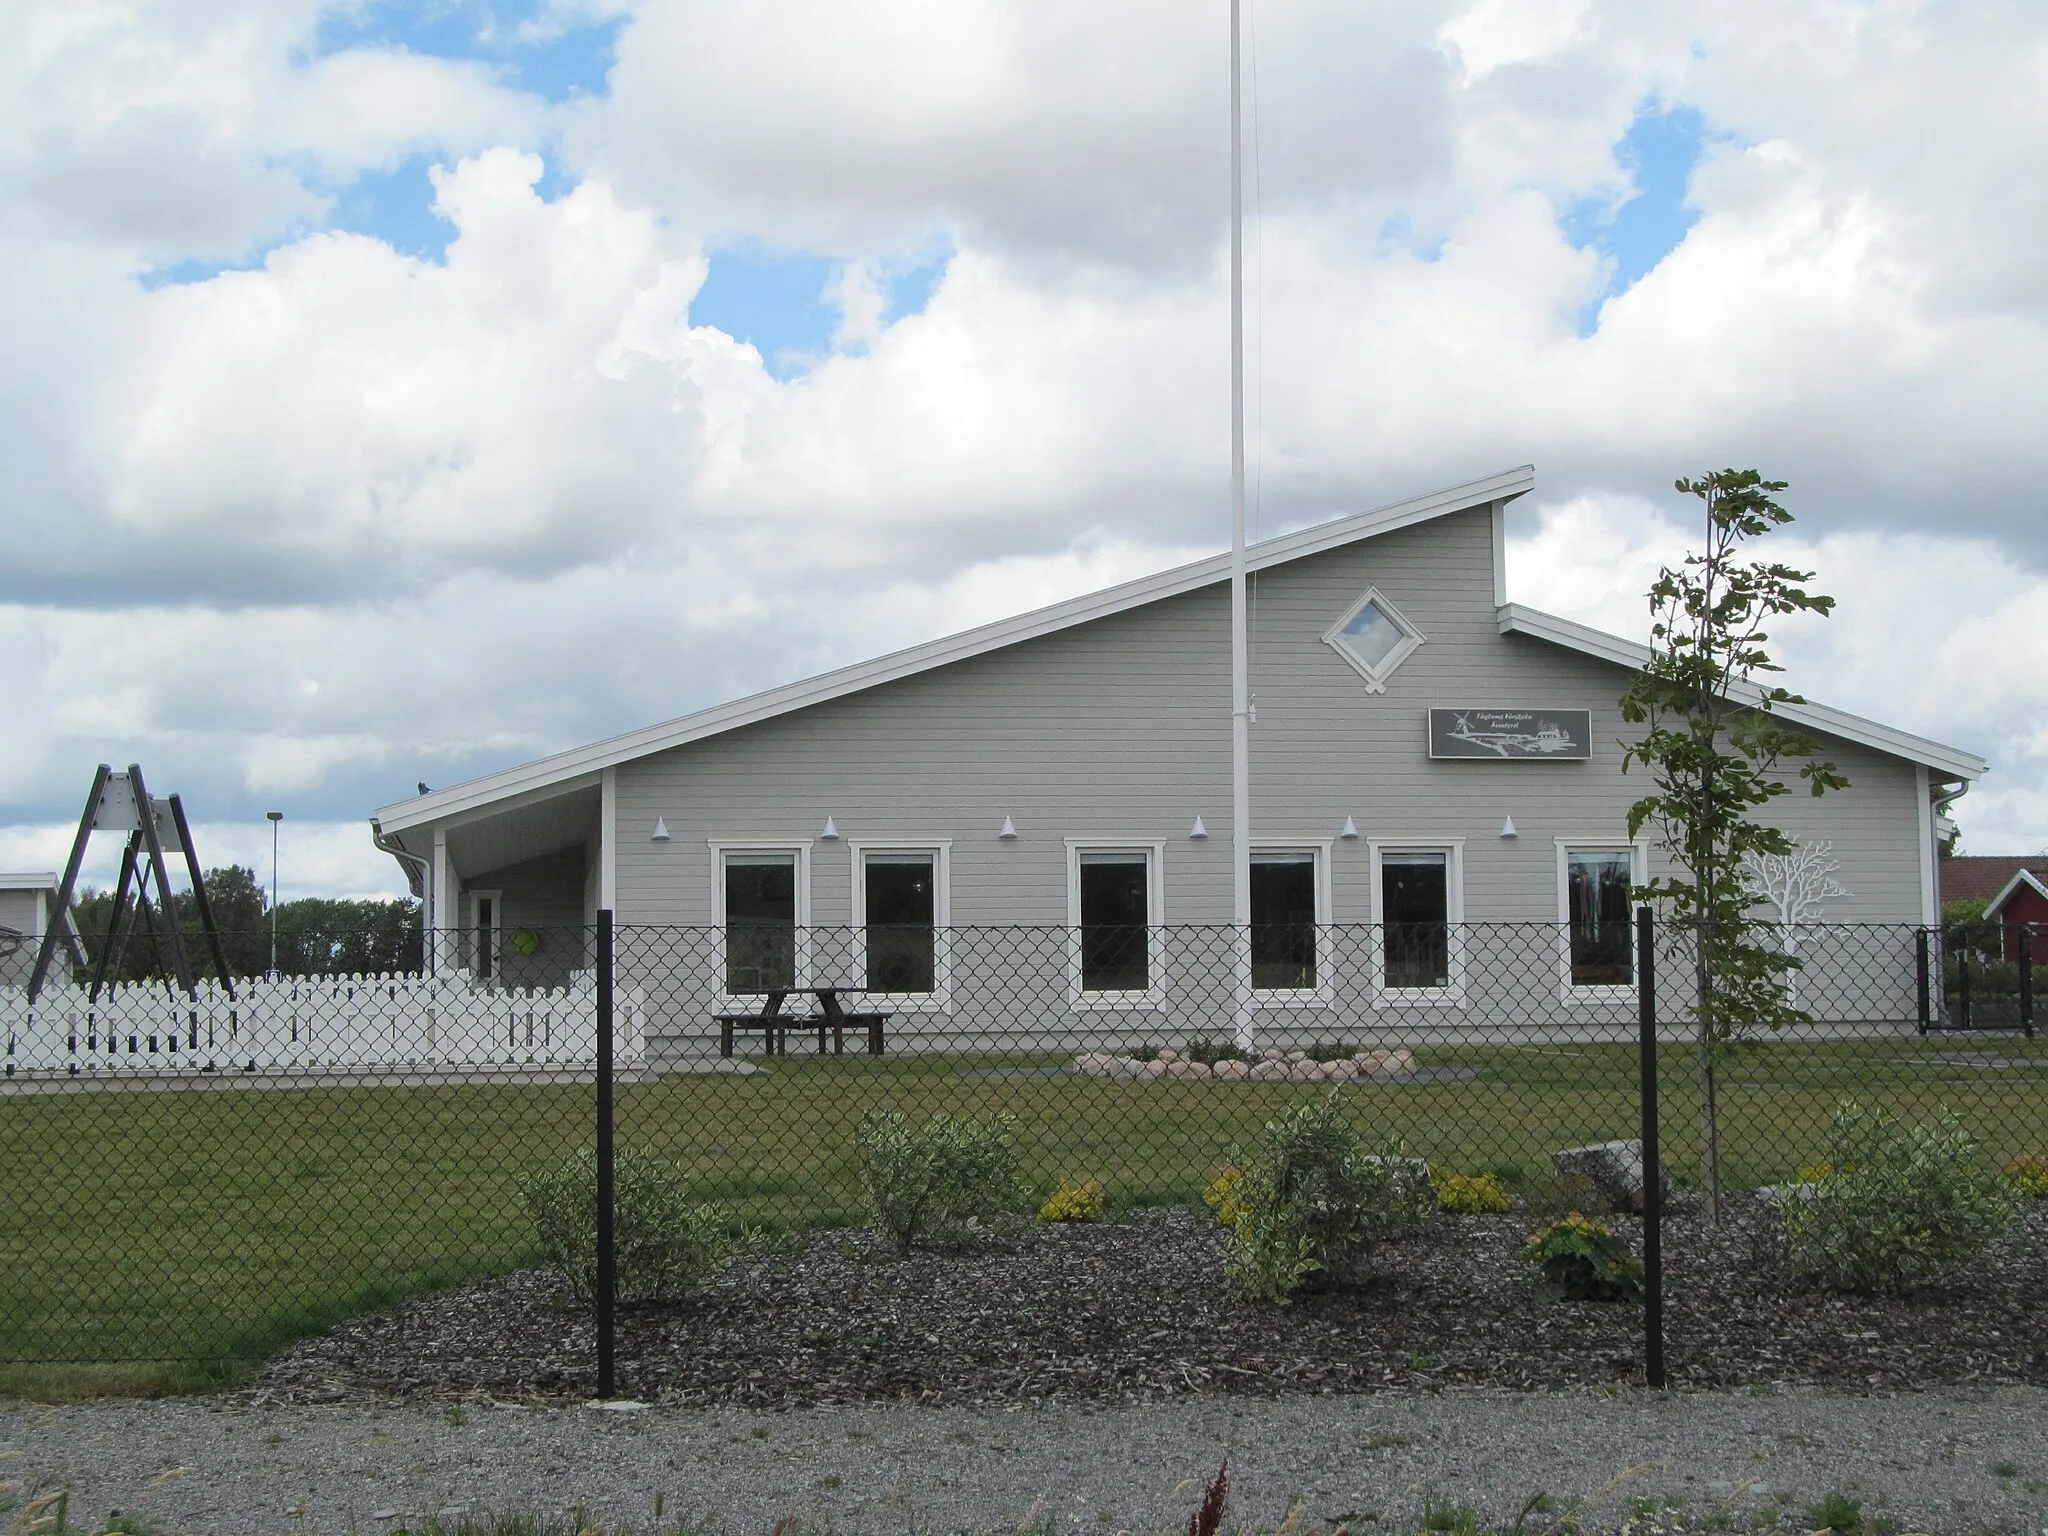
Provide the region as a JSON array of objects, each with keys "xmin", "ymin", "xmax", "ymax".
[{"xmin": 715, "ymin": 988, "xmax": 890, "ymax": 1058}]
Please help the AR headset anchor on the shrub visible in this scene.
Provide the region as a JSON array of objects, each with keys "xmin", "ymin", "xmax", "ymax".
[
  {"xmin": 1038, "ymin": 1176, "xmax": 1107, "ymax": 1223},
  {"xmin": 1183, "ymin": 1036, "xmax": 1252, "ymax": 1066},
  {"xmin": 518, "ymin": 1149, "xmax": 731, "ymax": 1303},
  {"xmin": 1431, "ymin": 1168, "xmax": 1513, "ymax": 1214},
  {"xmin": 1218, "ymin": 1093, "xmax": 1433, "ymax": 1304},
  {"xmin": 856, "ymin": 1110, "xmax": 1025, "ymax": 1254},
  {"xmin": 2006, "ymin": 1153, "xmax": 2048, "ymax": 1198},
  {"xmin": 1521, "ymin": 1213, "xmax": 1642, "ymax": 1302},
  {"xmin": 1305, "ymin": 1040, "xmax": 1361, "ymax": 1063},
  {"xmin": 1780, "ymin": 1101, "xmax": 2012, "ymax": 1295}
]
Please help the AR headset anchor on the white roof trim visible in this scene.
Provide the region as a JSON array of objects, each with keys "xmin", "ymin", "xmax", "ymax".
[
  {"xmin": 0, "ymin": 872, "xmax": 59, "ymax": 891},
  {"xmin": 378, "ymin": 466, "xmax": 1536, "ymax": 832},
  {"xmin": 1498, "ymin": 603, "xmax": 1987, "ymax": 781},
  {"xmin": 1984, "ymin": 867, "xmax": 2048, "ymax": 917}
]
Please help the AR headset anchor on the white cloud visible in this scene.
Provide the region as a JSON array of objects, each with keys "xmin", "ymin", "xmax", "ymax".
[{"xmin": 2, "ymin": 0, "xmax": 2047, "ymax": 889}]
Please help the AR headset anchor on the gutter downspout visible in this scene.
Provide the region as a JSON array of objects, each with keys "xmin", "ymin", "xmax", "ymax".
[
  {"xmin": 370, "ymin": 817, "xmax": 430, "ymax": 899},
  {"xmin": 372, "ymin": 818, "xmax": 436, "ymax": 975}
]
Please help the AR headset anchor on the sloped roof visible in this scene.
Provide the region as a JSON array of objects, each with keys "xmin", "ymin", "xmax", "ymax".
[
  {"xmin": 1497, "ymin": 605, "xmax": 1986, "ymax": 782},
  {"xmin": 1941, "ymin": 855, "xmax": 2048, "ymax": 909},
  {"xmin": 374, "ymin": 464, "xmax": 1987, "ymax": 839},
  {"xmin": 1986, "ymin": 868, "xmax": 2048, "ymax": 917},
  {"xmin": 376, "ymin": 466, "xmax": 1536, "ymax": 833}
]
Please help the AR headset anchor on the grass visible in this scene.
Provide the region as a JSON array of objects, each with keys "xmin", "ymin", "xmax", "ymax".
[{"xmin": 2, "ymin": 1035, "xmax": 2042, "ymax": 1391}]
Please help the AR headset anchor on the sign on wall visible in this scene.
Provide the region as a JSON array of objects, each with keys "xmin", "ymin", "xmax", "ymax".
[{"xmin": 1428, "ymin": 708, "xmax": 1592, "ymax": 760}]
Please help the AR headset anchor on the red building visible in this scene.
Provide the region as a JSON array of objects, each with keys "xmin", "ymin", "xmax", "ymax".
[{"xmin": 1941, "ymin": 854, "xmax": 2048, "ymax": 963}]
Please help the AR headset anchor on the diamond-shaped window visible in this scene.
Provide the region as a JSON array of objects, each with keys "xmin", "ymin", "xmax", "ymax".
[{"xmin": 1322, "ymin": 587, "xmax": 1423, "ymax": 693}]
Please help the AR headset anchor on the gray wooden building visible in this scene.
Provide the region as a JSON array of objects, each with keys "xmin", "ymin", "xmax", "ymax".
[{"xmin": 369, "ymin": 468, "xmax": 1983, "ymax": 1044}]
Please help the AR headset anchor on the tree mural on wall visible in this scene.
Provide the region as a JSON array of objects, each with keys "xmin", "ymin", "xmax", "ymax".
[{"xmin": 1741, "ymin": 840, "xmax": 1850, "ymax": 1003}]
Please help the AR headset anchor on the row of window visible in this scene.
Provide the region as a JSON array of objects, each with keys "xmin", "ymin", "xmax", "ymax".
[{"xmin": 711, "ymin": 838, "xmax": 1645, "ymax": 1004}]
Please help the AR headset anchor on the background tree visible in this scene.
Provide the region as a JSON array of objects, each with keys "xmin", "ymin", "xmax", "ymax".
[
  {"xmin": 1621, "ymin": 470, "xmax": 1848, "ymax": 1221},
  {"xmin": 72, "ymin": 865, "xmax": 421, "ymax": 983}
]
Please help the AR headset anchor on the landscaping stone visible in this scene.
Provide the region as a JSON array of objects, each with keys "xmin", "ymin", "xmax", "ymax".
[
  {"xmin": 1551, "ymin": 1139, "xmax": 1669, "ymax": 1214},
  {"xmin": 1066, "ymin": 1047, "xmax": 1419, "ymax": 1082}
]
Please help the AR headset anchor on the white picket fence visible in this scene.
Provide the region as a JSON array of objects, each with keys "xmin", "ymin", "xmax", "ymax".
[{"xmin": 1, "ymin": 970, "xmax": 646, "ymax": 1076}]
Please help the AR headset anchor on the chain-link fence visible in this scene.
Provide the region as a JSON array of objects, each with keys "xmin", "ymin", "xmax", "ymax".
[{"xmin": 3, "ymin": 916, "xmax": 2042, "ymax": 1377}]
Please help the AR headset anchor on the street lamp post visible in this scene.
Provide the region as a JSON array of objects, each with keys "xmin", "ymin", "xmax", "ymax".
[{"xmin": 266, "ymin": 811, "xmax": 283, "ymax": 979}]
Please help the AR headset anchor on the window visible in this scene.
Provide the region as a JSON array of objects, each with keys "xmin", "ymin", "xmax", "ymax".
[
  {"xmin": 850, "ymin": 843, "xmax": 951, "ymax": 1002},
  {"xmin": 1322, "ymin": 586, "xmax": 1424, "ymax": 692},
  {"xmin": 1080, "ymin": 854, "xmax": 1149, "ymax": 990},
  {"xmin": 1250, "ymin": 843, "xmax": 1331, "ymax": 998},
  {"xmin": 1557, "ymin": 841, "xmax": 1643, "ymax": 994},
  {"xmin": 469, "ymin": 890, "xmax": 502, "ymax": 983},
  {"xmin": 710, "ymin": 844, "xmax": 811, "ymax": 995},
  {"xmin": 1369, "ymin": 840, "xmax": 1465, "ymax": 1002},
  {"xmin": 1065, "ymin": 840, "xmax": 1165, "ymax": 1005}
]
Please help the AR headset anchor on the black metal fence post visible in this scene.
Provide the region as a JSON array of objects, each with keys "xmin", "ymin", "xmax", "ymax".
[
  {"xmin": 1957, "ymin": 940, "xmax": 1972, "ymax": 1032},
  {"xmin": 2021, "ymin": 924, "xmax": 2035, "ymax": 1041},
  {"xmin": 596, "ymin": 908, "xmax": 616, "ymax": 1400},
  {"xmin": 1915, "ymin": 928, "xmax": 1931, "ymax": 1035},
  {"xmin": 1636, "ymin": 905, "xmax": 1665, "ymax": 1390}
]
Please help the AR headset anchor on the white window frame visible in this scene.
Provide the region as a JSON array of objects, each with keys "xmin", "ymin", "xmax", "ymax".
[
  {"xmin": 1250, "ymin": 839, "xmax": 1334, "ymax": 1008},
  {"xmin": 708, "ymin": 841, "xmax": 813, "ymax": 999},
  {"xmin": 1321, "ymin": 585, "xmax": 1425, "ymax": 693},
  {"xmin": 1367, "ymin": 838, "xmax": 1466, "ymax": 1006},
  {"xmin": 1065, "ymin": 838, "xmax": 1168, "ymax": 1011},
  {"xmin": 848, "ymin": 840, "xmax": 952, "ymax": 1012},
  {"xmin": 468, "ymin": 888, "xmax": 503, "ymax": 985},
  {"xmin": 1554, "ymin": 838, "xmax": 1649, "ymax": 1003}
]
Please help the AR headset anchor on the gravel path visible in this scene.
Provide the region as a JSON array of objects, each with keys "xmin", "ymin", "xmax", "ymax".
[{"xmin": 5, "ymin": 1388, "xmax": 2048, "ymax": 1534}]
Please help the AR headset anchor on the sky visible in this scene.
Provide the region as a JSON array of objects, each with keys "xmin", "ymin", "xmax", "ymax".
[{"xmin": 3, "ymin": 0, "xmax": 2046, "ymax": 901}]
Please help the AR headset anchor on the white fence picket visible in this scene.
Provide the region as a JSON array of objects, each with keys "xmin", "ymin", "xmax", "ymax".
[{"xmin": 1, "ymin": 971, "xmax": 645, "ymax": 1077}]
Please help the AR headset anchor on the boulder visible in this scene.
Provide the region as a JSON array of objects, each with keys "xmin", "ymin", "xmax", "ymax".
[
  {"xmin": 1317, "ymin": 1059, "xmax": 1354, "ymax": 1080},
  {"xmin": 1285, "ymin": 1059, "xmax": 1324, "ymax": 1081},
  {"xmin": 1211, "ymin": 1058, "xmax": 1250, "ymax": 1080},
  {"xmin": 1156, "ymin": 1047, "xmax": 1182, "ymax": 1063},
  {"xmin": 1070, "ymin": 1052, "xmax": 1118, "ymax": 1077},
  {"xmin": 1102, "ymin": 1056, "xmax": 1146, "ymax": 1079},
  {"xmin": 1249, "ymin": 1059, "xmax": 1291, "ymax": 1081},
  {"xmin": 1550, "ymin": 1139, "xmax": 1670, "ymax": 1215},
  {"xmin": 1166, "ymin": 1059, "xmax": 1210, "ymax": 1079}
]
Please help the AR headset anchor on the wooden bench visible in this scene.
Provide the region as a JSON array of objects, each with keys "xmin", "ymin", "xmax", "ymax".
[{"xmin": 715, "ymin": 988, "xmax": 889, "ymax": 1058}]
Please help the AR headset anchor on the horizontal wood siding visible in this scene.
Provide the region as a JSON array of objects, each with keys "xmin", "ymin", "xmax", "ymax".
[{"xmin": 617, "ymin": 505, "xmax": 1930, "ymax": 933}]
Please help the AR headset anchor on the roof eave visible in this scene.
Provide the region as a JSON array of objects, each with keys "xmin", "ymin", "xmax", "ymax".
[{"xmin": 1497, "ymin": 603, "xmax": 1988, "ymax": 781}]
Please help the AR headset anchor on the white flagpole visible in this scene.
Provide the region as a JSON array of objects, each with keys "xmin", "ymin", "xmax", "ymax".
[{"xmin": 1229, "ymin": 0, "xmax": 1255, "ymax": 1053}]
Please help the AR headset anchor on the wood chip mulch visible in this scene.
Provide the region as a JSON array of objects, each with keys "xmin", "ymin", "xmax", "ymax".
[{"xmin": 243, "ymin": 1203, "xmax": 2048, "ymax": 1408}]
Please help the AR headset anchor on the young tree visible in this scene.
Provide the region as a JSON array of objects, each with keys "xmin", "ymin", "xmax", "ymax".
[{"xmin": 1621, "ymin": 470, "xmax": 1848, "ymax": 1221}]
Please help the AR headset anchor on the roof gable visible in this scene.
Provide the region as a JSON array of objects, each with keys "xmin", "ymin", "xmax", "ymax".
[
  {"xmin": 377, "ymin": 466, "xmax": 1535, "ymax": 832},
  {"xmin": 1985, "ymin": 867, "xmax": 2048, "ymax": 917}
]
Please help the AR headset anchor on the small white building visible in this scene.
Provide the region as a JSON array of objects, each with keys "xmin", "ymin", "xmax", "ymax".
[{"xmin": 0, "ymin": 873, "xmax": 82, "ymax": 991}]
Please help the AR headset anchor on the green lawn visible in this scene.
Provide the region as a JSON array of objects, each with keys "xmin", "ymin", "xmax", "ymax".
[{"xmin": 3, "ymin": 1035, "xmax": 2043, "ymax": 1391}]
